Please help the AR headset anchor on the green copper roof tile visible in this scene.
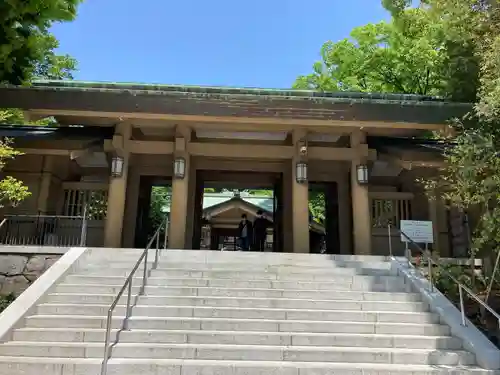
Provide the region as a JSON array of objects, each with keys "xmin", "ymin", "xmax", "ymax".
[{"xmin": 28, "ymin": 79, "xmax": 471, "ymax": 107}]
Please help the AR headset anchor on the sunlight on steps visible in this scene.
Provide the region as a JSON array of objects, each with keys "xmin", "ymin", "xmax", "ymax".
[{"xmin": 0, "ymin": 249, "xmax": 499, "ymax": 375}]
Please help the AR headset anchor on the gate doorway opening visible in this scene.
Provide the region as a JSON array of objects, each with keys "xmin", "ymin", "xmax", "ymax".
[
  {"xmin": 192, "ymin": 170, "xmax": 284, "ymax": 252},
  {"xmin": 134, "ymin": 176, "xmax": 171, "ymax": 248},
  {"xmin": 309, "ymin": 182, "xmax": 340, "ymax": 254}
]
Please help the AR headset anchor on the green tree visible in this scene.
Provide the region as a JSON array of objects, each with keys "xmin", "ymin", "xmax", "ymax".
[
  {"xmin": 308, "ymin": 191, "xmax": 325, "ymax": 224},
  {"xmin": 294, "ymin": 2, "xmax": 479, "ymax": 102},
  {"xmin": 149, "ymin": 186, "xmax": 171, "ymax": 232},
  {"xmin": 0, "ymin": 1, "xmax": 81, "ymax": 222},
  {"xmin": 0, "ymin": 138, "xmax": 30, "ymax": 207},
  {"xmin": 383, "ymin": 0, "xmax": 500, "ymax": 259},
  {"xmin": 0, "ymin": 0, "xmax": 81, "ymax": 84},
  {"xmin": 294, "ymin": 9, "xmax": 448, "ymax": 95},
  {"xmin": 249, "ymin": 190, "xmax": 273, "ymax": 197}
]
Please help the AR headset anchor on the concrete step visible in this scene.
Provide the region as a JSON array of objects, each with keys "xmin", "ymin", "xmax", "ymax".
[
  {"xmin": 66, "ymin": 272, "xmax": 400, "ymax": 283},
  {"xmin": 75, "ymin": 266, "xmax": 391, "ymax": 278},
  {"xmin": 45, "ymin": 292, "xmax": 422, "ymax": 309},
  {"xmin": 36, "ymin": 304, "xmax": 438, "ymax": 322},
  {"xmin": 24, "ymin": 315, "xmax": 451, "ymax": 335},
  {"xmin": 158, "ymin": 250, "xmax": 393, "ymax": 265},
  {"xmin": 12, "ymin": 328, "xmax": 463, "ymax": 349},
  {"xmin": 84, "ymin": 255, "xmax": 390, "ymax": 269},
  {"xmin": 0, "ymin": 357, "xmax": 496, "ymax": 375},
  {"xmin": 58, "ymin": 277, "xmax": 409, "ymax": 292},
  {"xmin": 53, "ymin": 283, "xmax": 413, "ymax": 297},
  {"xmin": 0, "ymin": 341, "xmax": 476, "ymax": 366},
  {"xmin": 78, "ymin": 266, "xmax": 389, "ymax": 280},
  {"xmin": 53, "ymin": 284, "xmax": 413, "ymax": 298}
]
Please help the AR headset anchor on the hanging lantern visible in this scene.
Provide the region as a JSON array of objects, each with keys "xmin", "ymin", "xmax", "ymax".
[
  {"xmin": 296, "ymin": 161, "xmax": 308, "ymax": 184},
  {"xmin": 356, "ymin": 164, "xmax": 369, "ymax": 185},
  {"xmin": 110, "ymin": 155, "xmax": 124, "ymax": 178},
  {"xmin": 174, "ymin": 157, "xmax": 186, "ymax": 179}
]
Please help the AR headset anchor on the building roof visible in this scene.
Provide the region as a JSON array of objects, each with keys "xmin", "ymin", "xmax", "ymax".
[
  {"xmin": 202, "ymin": 192, "xmax": 274, "ymax": 212},
  {"xmin": 0, "ymin": 125, "xmax": 114, "ymax": 139},
  {"xmin": 162, "ymin": 192, "xmax": 274, "ymax": 213},
  {"xmin": 0, "ymin": 80, "xmax": 472, "ymax": 126},
  {"xmin": 30, "ymin": 80, "xmax": 464, "ymax": 105}
]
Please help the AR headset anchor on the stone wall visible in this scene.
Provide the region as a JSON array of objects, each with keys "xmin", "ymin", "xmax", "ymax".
[{"xmin": 0, "ymin": 247, "xmax": 62, "ymax": 296}]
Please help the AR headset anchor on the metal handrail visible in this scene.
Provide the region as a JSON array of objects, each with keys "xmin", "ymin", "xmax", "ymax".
[
  {"xmin": 388, "ymin": 223, "xmax": 500, "ymax": 330},
  {"xmin": 100, "ymin": 217, "xmax": 167, "ymax": 375},
  {"xmin": 0, "ymin": 214, "xmax": 88, "ymax": 247}
]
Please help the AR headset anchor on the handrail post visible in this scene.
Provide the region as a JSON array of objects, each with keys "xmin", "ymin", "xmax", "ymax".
[
  {"xmin": 388, "ymin": 223, "xmax": 393, "ymax": 257},
  {"xmin": 154, "ymin": 232, "xmax": 160, "ymax": 269},
  {"xmin": 405, "ymin": 242, "xmax": 411, "ymax": 267},
  {"xmin": 79, "ymin": 211, "xmax": 88, "ymax": 247},
  {"xmin": 428, "ymin": 260, "xmax": 433, "ymax": 292},
  {"xmin": 459, "ymin": 285, "xmax": 466, "ymax": 326},
  {"xmin": 101, "ymin": 309, "xmax": 113, "ymax": 375},
  {"xmin": 124, "ymin": 280, "xmax": 133, "ymax": 330},
  {"xmin": 164, "ymin": 216, "xmax": 169, "ymax": 249},
  {"xmin": 141, "ymin": 248, "xmax": 148, "ymax": 296}
]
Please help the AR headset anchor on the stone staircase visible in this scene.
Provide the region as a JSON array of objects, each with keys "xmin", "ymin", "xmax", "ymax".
[{"xmin": 0, "ymin": 249, "xmax": 498, "ymax": 375}]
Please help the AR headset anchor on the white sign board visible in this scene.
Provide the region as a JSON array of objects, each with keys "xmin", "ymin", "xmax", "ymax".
[{"xmin": 400, "ymin": 220, "xmax": 434, "ymax": 244}]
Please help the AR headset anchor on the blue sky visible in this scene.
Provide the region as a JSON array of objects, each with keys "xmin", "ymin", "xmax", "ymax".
[{"xmin": 51, "ymin": 1, "xmax": 390, "ymax": 88}]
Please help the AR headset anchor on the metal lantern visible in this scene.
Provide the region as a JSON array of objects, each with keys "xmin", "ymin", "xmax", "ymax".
[
  {"xmin": 356, "ymin": 164, "xmax": 369, "ymax": 185},
  {"xmin": 110, "ymin": 155, "xmax": 124, "ymax": 178},
  {"xmin": 296, "ymin": 161, "xmax": 308, "ymax": 184},
  {"xmin": 174, "ymin": 157, "xmax": 186, "ymax": 179}
]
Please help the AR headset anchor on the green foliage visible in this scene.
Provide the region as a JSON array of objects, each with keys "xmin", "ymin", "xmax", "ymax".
[
  {"xmin": 0, "ymin": 293, "xmax": 16, "ymax": 312},
  {"xmin": 0, "ymin": 0, "xmax": 81, "ymax": 84},
  {"xmin": 249, "ymin": 190, "xmax": 273, "ymax": 197},
  {"xmin": 149, "ymin": 186, "xmax": 171, "ymax": 232},
  {"xmin": 294, "ymin": 8, "xmax": 449, "ymax": 96},
  {"xmin": 430, "ymin": 263, "xmax": 478, "ymax": 300},
  {"xmin": 0, "ymin": 108, "xmax": 57, "ymax": 126},
  {"xmin": 309, "ymin": 191, "xmax": 325, "ymax": 224},
  {"xmin": 0, "ymin": 2, "xmax": 78, "ymax": 125},
  {"xmin": 0, "ymin": 138, "xmax": 30, "ymax": 207},
  {"xmin": 296, "ymin": 0, "xmax": 479, "ymax": 102},
  {"xmin": 0, "ymin": 1, "xmax": 80, "ymax": 213}
]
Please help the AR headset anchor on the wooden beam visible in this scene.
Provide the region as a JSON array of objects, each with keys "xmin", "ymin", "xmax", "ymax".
[
  {"xmin": 19, "ymin": 142, "xmax": 379, "ymax": 163},
  {"xmin": 129, "ymin": 140, "xmax": 174, "ymax": 154},
  {"xmin": 29, "ymin": 109, "xmax": 446, "ymax": 131},
  {"xmin": 189, "ymin": 143, "xmax": 294, "ymax": 160},
  {"xmin": 308, "ymin": 147, "xmax": 377, "ymax": 161},
  {"xmin": 128, "ymin": 140, "xmax": 379, "ymax": 162}
]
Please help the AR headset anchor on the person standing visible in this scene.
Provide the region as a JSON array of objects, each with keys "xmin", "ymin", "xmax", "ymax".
[
  {"xmin": 238, "ymin": 214, "xmax": 252, "ymax": 251},
  {"xmin": 253, "ymin": 210, "xmax": 268, "ymax": 252}
]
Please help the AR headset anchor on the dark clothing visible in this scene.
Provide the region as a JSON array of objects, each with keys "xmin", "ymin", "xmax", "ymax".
[
  {"xmin": 254, "ymin": 235, "xmax": 266, "ymax": 252},
  {"xmin": 239, "ymin": 236, "xmax": 251, "ymax": 251},
  {"xmin": 238, "ymin": 220, "xmax": 253, "ymax": 251},
  {"xmin": 253, "ymin": 217, "xmax": 268, "ymax": 238},
  {"xmin": 253, "ymin": 216, "xmax": 268, "ymax": 252}
]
